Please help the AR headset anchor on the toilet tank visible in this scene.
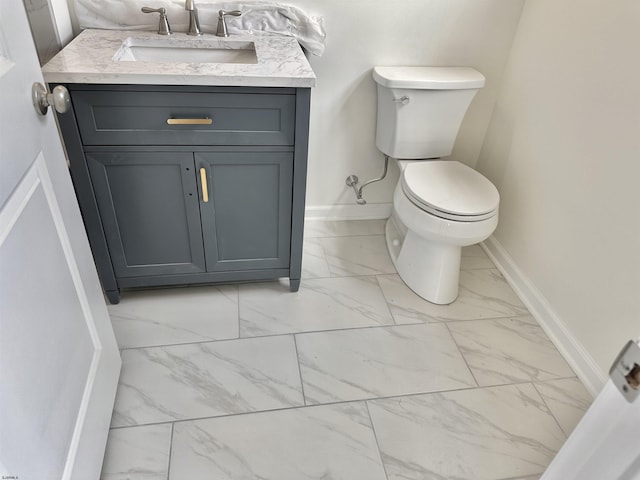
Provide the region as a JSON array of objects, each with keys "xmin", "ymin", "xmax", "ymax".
[{"xmin": 373, "ymin": 66, "xmax": 485, "ymax": 159}]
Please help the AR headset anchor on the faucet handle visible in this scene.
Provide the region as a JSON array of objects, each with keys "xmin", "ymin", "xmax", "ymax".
[
  {"xmin": 141, "ymin": 7, "xmax": 172, "ymax": 35},
  {"xmin": 216, "ymin": 10, "xmax": 242, "ymax": 37}
]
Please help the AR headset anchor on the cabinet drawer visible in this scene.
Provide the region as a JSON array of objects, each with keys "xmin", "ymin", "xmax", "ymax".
[{"xmin": 72, "ymin": 90, "xmax": 295, "ymax": 146}]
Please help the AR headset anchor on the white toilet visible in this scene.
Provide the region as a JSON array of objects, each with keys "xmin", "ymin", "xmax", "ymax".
[{"xmin": 373, "ymin": 66, "xmax": 499, "ymax": 305}]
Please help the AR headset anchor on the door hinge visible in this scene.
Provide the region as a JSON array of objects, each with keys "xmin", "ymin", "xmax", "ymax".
[{"xmin": 609, "ymin": 340, "xmax": 640, "ymax": 402}]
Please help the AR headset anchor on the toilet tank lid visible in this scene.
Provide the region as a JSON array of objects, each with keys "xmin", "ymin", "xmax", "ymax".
[{"xmin": 373, "ymin": 66, "xmax": 485, "ymax": 89}]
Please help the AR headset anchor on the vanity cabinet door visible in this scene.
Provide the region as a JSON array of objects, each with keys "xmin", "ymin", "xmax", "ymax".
[
  {"xmin": 196, "ymin": 151, "xmax": 293, "ymax": 272},
  {"xmin": 86, "ymin": 151, "xmax": 206, "ymax": 277}
]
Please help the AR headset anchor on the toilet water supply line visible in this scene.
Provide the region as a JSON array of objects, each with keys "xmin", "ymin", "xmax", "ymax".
[{"xmin": 345, "ymin": 155, "xmax": 390, "ymax": 205}]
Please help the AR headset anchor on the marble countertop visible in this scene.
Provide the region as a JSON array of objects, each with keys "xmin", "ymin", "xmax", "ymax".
[{"xmin": 42, "ymin": 29, "xmax": 316, "ymax": 88}]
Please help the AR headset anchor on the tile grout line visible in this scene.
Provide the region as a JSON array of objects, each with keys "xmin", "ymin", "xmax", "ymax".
[
  {"xmin": 444, "ymin": 316, "xmax": 578, "ymax": 385},
  {"xmin": 444, "ymin": 322, "xmax": 481, "ymax": 388},
  {"xmin": 374, "ymin": 275, "xmax": 399, "ymax": 326},
  {"xmin": 114, "ymin": 270, "xmax": 524, "ymax": 350},
  {"xmin": 115, "ymin": 311, "xmax": 527, "ymax": 354},
  {"xmin": 531, "ymin": 381, "xmax": 570, "ymax": 439},
  {"xmin": 117, "ymin": 321, "xmax": 448, "ymax": 352},
  {"xmin": 115, "ymin": 311, "xmax": 534, "ymax": 353},
  {"xmin": 365, "ymin": 401, "xmax": 390, "ymax": 480},
  {"xmin": 166, "ymin": 422, "xmax": 175, "ymax": 480},
  {"xmin": 109, "ymin": 379, "xmax": 551, "ymax": 430},
  {"xmin": 292, "ymin": 334, "xmax": 308, "ymax": 406}
]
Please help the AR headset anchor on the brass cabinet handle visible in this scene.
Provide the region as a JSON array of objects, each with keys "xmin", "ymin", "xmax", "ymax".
[
  {"xmin": 200, "ymin": 168, "xmax": 209, "ymax": 203},
  {"xmin": 167, "ymin": 117, "xmax": 213, "ymax": 125}
]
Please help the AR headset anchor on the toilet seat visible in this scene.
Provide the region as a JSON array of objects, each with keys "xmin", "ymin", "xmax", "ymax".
[{"xmin": 401, "ymin": 161, "xmax": 499, "ymax": 222}]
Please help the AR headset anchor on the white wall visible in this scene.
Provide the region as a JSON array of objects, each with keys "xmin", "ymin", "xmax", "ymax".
[{"xmin": 477, "ymin": 0, "xmax": 640, "ymax": 382}]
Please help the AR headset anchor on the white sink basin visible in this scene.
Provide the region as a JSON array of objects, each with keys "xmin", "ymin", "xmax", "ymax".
[{"xmin": 114, "ymin": 37, "xmax": 258, "ymax": 64}]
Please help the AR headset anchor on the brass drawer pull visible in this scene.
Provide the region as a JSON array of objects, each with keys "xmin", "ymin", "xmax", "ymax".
[
  {"xmin": 167, "ymin": 117, "xmax": 213, "ymax": 125},
  {"xmin": 200, "ymin": 168, "xmax": 209, "ymax": 203}
]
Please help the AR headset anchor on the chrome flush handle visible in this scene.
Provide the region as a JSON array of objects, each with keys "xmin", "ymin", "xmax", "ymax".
[{"xmin": 392, "ymin": 96, "xmax": 410, "ymax": 105}]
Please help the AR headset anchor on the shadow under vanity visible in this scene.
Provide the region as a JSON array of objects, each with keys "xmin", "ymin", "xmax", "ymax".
[{"xmin": 43, "ymin": 29, "xmax": 315, "ymax": 304}]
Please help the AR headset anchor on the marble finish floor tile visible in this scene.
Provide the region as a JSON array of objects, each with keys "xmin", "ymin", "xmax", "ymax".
[
  {"xmin": 239, "ymin": 276, "xmax": 394, "ymax": 337},
  {"xmin": 448, "ymin": 316, "xmax": 575, "ymax": 386},
  {"xmin": 376, "ymin": 274, "xmax": 440, "ymax": 325},
  {"xmin": 320, "ymin": 235, "xmax": 397, "ymax": 276},
  {"xmin": 169, "ymin": 402, "xmax": 387, "ymax": 480},
  {"xmin": 368, "ymin": 384, "xmax": 566, "ymax": 480},
  {"xmin": 301, "ymin": 237, "xmax": 331, "ymax": 279},
  {"xmin": 111, "ymin": 336, "xmax": 303, "ymax": 427},
  {"xmin": 379, "ymin": 269, "xmax": 529, "ymax": 322},
  {"xmin": 534, "ymin": 377, "xmax": 592, "ymax": 436},
  {"xmin": 108, "ymin": 286, "xmax": 238, "ymax": 349},
  {"xmin": 461, "ymin": 244, "xmax": 495, "ymax": 270},
  {"xmin": 297, "ymin": 323, "xmax": 476, "ymax": 404},
  {"xmin": 304, "ymin": 219, "xmax": 386, "ymax": 238},
  {"xmin": 101, "ymin": 424, "xmax": 172, "ymax": 480}
]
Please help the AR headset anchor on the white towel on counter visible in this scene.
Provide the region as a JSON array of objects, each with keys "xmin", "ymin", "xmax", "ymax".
[{"xmin": 73, "ymin": 0, "xmax": 326, "ymax": 55}]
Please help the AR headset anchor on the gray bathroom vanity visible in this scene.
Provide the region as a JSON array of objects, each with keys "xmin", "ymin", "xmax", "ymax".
[{"xmin": 43, "ymin": 29, "xmax": 315, "ymax": 303}]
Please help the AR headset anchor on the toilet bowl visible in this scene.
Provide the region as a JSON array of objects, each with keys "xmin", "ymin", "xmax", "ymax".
[
  {"xmin": 373, "ymin": 66, "xmax": 499, "ymax": 304},
  {"xmin": 386, "ymin": 160, "xmax": 498, "ymax": 304}
]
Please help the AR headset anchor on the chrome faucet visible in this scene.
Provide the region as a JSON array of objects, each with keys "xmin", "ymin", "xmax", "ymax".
[
  {"xmin": 141, "ymin": 7, "xmax": 171, "ymax": 35},
  {"xmin": 185, "ymin": 0, "xmax": 202, "ymax": 36},
  {"xmin": 216, "ymin": 10, "xmax": 242, "ymax": 37}
]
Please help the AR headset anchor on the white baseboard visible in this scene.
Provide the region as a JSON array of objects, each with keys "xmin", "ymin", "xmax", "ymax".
[
  {"xmin": 482, "ymin": 236, "xmax": 606, "ymax": 397},
  {"xmin": 305, "ymin": 203, "xmax": 392, "ymax": 221}
]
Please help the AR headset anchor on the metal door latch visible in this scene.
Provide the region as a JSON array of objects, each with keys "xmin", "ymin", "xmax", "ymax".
[{"xmin": 609, "ymin": 340, "xmax": 640, "ymax": 402}]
